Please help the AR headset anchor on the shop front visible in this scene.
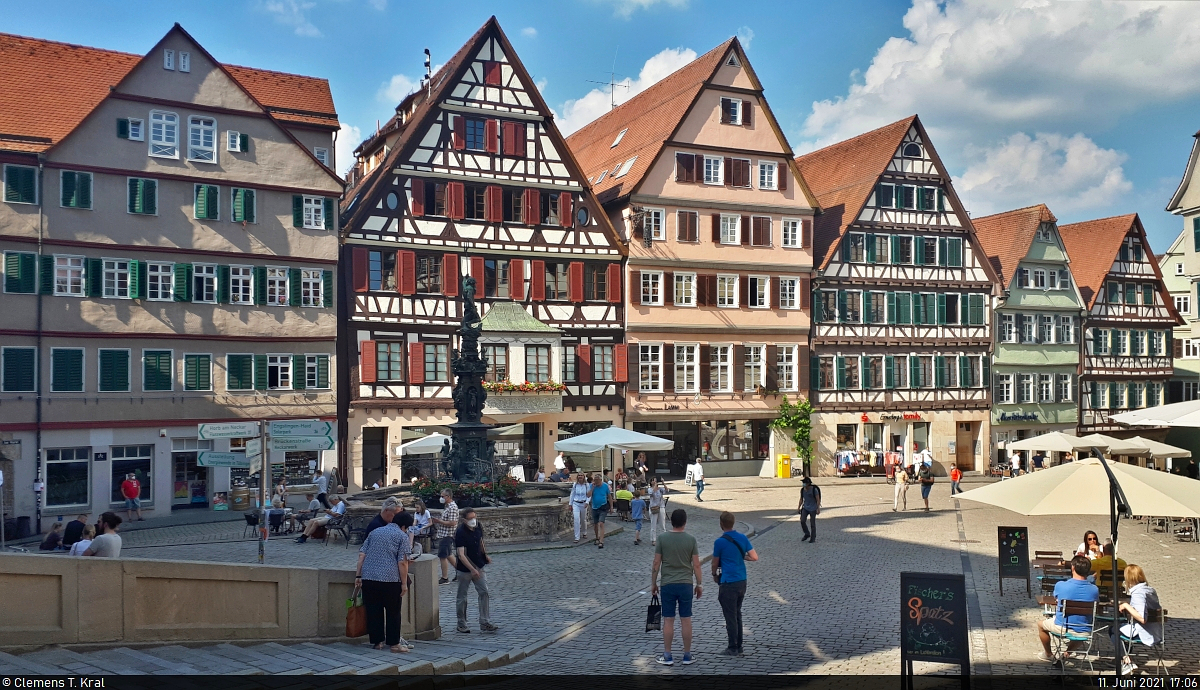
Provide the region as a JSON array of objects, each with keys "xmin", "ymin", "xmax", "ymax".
[
  {"xmin": 990, "ymin": 409, "xmax": 1077, "ymax": 470},
  {"xmin": 814, "ymin": 409, "xmax": 989, "ymax": 476},
  {"xmin": 632, "ymin": 419, "xmax": 773, "ymax": 478}
]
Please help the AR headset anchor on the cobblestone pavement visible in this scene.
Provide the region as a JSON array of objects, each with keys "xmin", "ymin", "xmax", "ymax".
[{"xmin": 73, "ymin": 476, "xmax": 1200, "ymax": 675}]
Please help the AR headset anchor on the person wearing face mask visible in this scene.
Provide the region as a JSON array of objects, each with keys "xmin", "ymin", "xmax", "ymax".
[
  {"xmin": 454, "ymin": 508, "xmax": 498, "ymax": 634},
  {"xmin": 432, "ymin": 488, "xmax": 459, "ymax": 585},
  {"xmin": 569, "ymin": 473, "xmax": 590, "ymax": 544}
]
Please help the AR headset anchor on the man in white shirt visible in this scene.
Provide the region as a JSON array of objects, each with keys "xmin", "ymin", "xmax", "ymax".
[
  {"xmin": 553, "ymin": 452, "xmax": 566, "ymax": 473},
  {"xmin": 692, "ymin": 457, "xmax": 705, "ymax": 502},
  {"xmin": 314, "ymin": 470, "xmax": 330, "ymax": 508},
  {"xmin": 1010, "ymin": 451, "xmax": 1022, "ymax": 477},
  {"xmin": 296, "ymin": 496, "xmax": 345, "ymax": 543}
]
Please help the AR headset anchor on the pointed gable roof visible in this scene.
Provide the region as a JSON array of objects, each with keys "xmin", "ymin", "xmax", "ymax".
[
  {"xmin": 0, "ymin": 27, "xmax": 339, "ymax": 156},
  {"xmin": 1058, "ymin": 214, "xmax": 1180, "ymax": 321},
  {"xmin": 973, "ymin": 204, "xmax": 1058, "ymax": 287},
  {"xmin": 794, "ymin": 116, "xmax": 916, "ymax": 270}
]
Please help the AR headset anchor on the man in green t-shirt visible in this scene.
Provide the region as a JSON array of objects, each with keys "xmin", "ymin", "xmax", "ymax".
[{"xmin": 651, "ymin": 508, "xmax": 703, "ymax": 666}]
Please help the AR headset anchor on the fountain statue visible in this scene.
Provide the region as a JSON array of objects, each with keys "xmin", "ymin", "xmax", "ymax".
[{"xmin": 445, "ymin": 275, "xmax": 495, "ymax": 482}]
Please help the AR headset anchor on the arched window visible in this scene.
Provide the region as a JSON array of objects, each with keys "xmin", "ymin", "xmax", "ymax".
[{"xmin": 902, "ymin": 143, "xmax": 922, "ymax": 158}]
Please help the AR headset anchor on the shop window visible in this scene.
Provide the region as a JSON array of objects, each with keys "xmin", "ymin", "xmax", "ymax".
[
  {"xmin": 46, "ymin": 447, "xmax": 90, "ymax": 508},
  {"xmin": 836, "ymin": 424, "xmax": 857, "ymax": 451}
]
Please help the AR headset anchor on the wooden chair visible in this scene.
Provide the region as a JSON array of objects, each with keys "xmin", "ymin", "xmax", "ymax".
[
  {"xmin": 1121, "ymin": 608, "xmax": 1168, "ymax": 676},
  {"xmin": 1048, "ymin": 600, "xmax": 1099, "ymax": 675},
  {"xmin": 322, "ymin": 514, "xmax": 351, "ymax": 547}
]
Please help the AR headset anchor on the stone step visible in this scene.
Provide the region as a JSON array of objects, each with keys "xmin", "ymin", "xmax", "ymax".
[
  {"xmin": 255, "ymin": 642, "xmax": 358, "ymax": 674},
  {"xmin": 75, "ymin": 648, "xmax": 163, "ymax": 675},
  {"xmin": 24, "ymin": 649, "xmax": 137, "ymax": 675},
  {"xmin": 0, "ymin": 650, "xmax": 67, "ymax": 674},
  {"xmin": 109, "ymin": 646, "xmax": 202, "ymax": 674},
  {"xmin": 295, "ymin": 642, "xmax": 398, "ymax": 674},
  {"xmin": 329, "ymin": 640, "xmax": 449, "ymax": 664},
  {"xmin": 140, "ymin": 645, "xmax": 263, "ymax": 675},
  {"xmin": 207, "ymin": 643, "xmax": 315, "ymax": 674}
]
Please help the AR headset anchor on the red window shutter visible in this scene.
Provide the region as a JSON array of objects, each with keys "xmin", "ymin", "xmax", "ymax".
[
  {"xmin": 577, "ymin": 344, "xmax": 592, "ymax": 383},
  {"xmin": 470, "ymin": 256, "xmax": 485, "ymax": 282},
  {"xmin": 613, "ymin": 343, "xmax": 629, "ymax": 383},
  {"xmin": 801, "ymin": 219, "xmax": 813, "ymax": 248},
  {"xmin": 443, "ymin": 254, "xmax": 459, "ymax": 297},
  {"xmin": 399, "ymin": 250, "xmax": 416, "ymax": 295},
  {"xmin": 607, "ymin": 263, "xmax": 622, "ymax": 303},
  {"xmin": 485, "ymin": 119, "xmax": 500, "ymax": 154},
  {"xmin": 568, "ymin": 262, "xmax": 584, "ymax": 302},
  {"xmin": 525, "ymin": 189, "xmax": 540, "ymax": 225},
  {"xmin": 352, "ymin": 247, "xmax": 369, "ymax": 293},
  {"xmin": 724, "ymin": 157, "xmax": 734, "ymax": 187},
  {"xmin": 500, "ymin": 122, "xmax": 512, "ymax": 156},
  {"xmin": 511, "ymin": 123, "xmax": 526, "ymax": 158},
  {"xmin": 360, "ymin": 340, "xmax": 377, "ymax": 383},
  {"xmin": 510, "ymin": 259, "xmax": 525, "ymax": 300},
  {"xmin": 778, "ymin": 164, "xmax": 787, "ymax": 191},
  {"xmin": 410, "ymin": 178, "xmax": 425, "ymax": 217},
  {"xmin": 741, "ymin": 216, "xmax": 751, "ymax": 245},
  {"xmin": 560, "ymin": 193, "xmax": 573, "ymax": 228},
  {"xmin": 485, "ymin": 60, "xmax": 502, "ymax": 85},
  {"xmin": 530, "ymin": 260, "xmax": 545, "ymax": 301},
  {"xmin": 712, "ymin": 213, "xmax": 722, "ymax": 243},
  {"xmin": 485, "ymin": 185, "xmax": 502, "ymax": 223},
  {"xmin": 452, "ymin": 115, "xmax": 465, "ymax": 150},
  {"xmin": 408, "ymin": 343, "xmax": 425, "ymax": 384},
  {"xmin": 629, "ymin": 270, "xmax": 641, "ymax": 304},
  {"xmin": 742, "ymin": 99, "xmax": 752, "ymax": 127},
  {"xmin": 447, "ymin": 182, "xmax": 465, "ymax": 220}
]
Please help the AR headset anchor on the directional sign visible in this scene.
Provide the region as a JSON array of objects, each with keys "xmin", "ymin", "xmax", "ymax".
[
  {"xmin": 269, "ymin": 420, "xmax": 333, "ymax": 437},
  {"xmin": 270, "ymin": 436, "xmax": 335, "ymax": 452},
  {"xmin": 197, "ymin": 452, "xmax": 251, "ymax": 468},
  {"xmin": 198, "ymin": 422, "xmax": 260, "ymax": 440},
  {"xmin": 245, "ymin": 438, "xmax": 263, "ymax": 460}
]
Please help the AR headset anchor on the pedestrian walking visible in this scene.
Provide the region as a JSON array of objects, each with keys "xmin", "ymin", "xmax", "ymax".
[
  {"xmin": 569, "ymin": 473, "xmax": 590, "ymax": 543},
  {"xmin": 355, "ymin": 511, "xmax": 413, "ymax": 653},
  {"xmin": 797, "ymin": 477, "xmax": 821, "ymax": 543},
  {"xmin": 919, "ymin": 462, "xmax": 935, "ymax": 511},
  {"xmin": 651, "ymin": 508, "xmax": 703, "ymax": 666},
  {"xmin": 692, "ymin": 457, "xmax": 705, "ymax": 502},
  {"xmin": 648, "ymin": 478, "xmax": 667, "ymax": 545},
  {"xmin": 83, "ymin": 512, "xmax": 123, "ymax": 557},
  {"xmin": 433, "ymin": 488, "xmax": 459, "ymax": 584},
  {"xmin": 588, "ymin": 473, "xmax": 612, "ymax": 548},
  {"xmin": 949, "ymin": 465, "xmax": 963, "ymax": 495},
  {"xmin": 314, "ymin": 470, "xmax": 331, "ymax": 508},
  {"xmin": 893, "ymin": 464, "xmax": 909, "ymax": 511},
  {"xmin": 454, "ymin": 508, "xmax": 499, "ymax": 634},
  {"xmin": 711, "ymin": 511, "xmax": 758, "ymax": 657},
  {"xmin": 121, "ymin": 473, "xmax": 143, "ymax": 522},
  {"xmin": 631, "ymin": 487, "xmax": 646, "ymax": 545}
]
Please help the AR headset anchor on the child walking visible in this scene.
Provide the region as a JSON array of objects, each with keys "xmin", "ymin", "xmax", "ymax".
[{"xmin": 631, "ymin": 488, "xmax": 646, "ymax": 545}]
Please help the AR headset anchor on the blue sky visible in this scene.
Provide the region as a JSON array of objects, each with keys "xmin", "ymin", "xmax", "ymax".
[{"xmin": 9, "ymin": 0, "xmax": 1200, "ymax": 252}]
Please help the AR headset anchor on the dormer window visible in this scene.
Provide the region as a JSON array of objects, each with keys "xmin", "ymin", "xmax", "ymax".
[
  {"xmin": 611, "ymin": 128, "xmax": 627, "ymax": 148},
  {"xmin": 1036, "ymin": 226, "xmax": 1053, "ymax": 242},
  {"xmin": 902, "ymin": 143, "xmax": 923, "ymax": 157}
]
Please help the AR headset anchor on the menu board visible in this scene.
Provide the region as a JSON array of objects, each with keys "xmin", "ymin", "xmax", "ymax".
[
  {"xmin": 900, "ymin": 572, "xmax": 970, "ymax": 670},
  {"xmin": 997, "ymin": 526, "xmax": 1030, "ymax": 596}
]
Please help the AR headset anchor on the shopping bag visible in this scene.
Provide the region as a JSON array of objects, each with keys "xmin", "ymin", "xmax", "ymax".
[
  {"xmin": 645, "ymin": 595, "xmax": 662, "ymax": 632},
  {"xmin": 346, "ymin": 587, "xmax": 367, "ymax": 638}
]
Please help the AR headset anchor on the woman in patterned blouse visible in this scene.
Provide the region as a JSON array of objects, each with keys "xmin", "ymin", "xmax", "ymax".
[{"xmin": 355, "ymin": 511, "xmax": 414, "ymax": 652}]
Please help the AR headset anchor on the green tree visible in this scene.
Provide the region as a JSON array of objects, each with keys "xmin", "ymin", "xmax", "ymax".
[{"xmin": 770, "ymin": 395, "xmax": 814, "ymax": 477}]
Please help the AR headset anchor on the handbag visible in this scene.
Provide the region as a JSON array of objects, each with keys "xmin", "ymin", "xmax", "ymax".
[
  {"xmin": 345, "ymin": 587, "xmax": 367, "ymax": 638},
  {"xmin": 645, "ymin": 595, "xmax": 662, "ymax": 632}
]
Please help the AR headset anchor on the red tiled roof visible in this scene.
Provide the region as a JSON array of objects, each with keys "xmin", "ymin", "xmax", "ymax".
[
  {"xmin": 0, "ymin": 31, "xmax": 338, "ymax": 156},
  {"xmin": 565, "ymin": 39, "xmax": 735, "ymax": 203},
  {"xmin": 1058, "ymin": 214, "xmax": 1138, "ymax": 307},
  {"xmin": 972, "ymin": 204, "xmax": 1057, "ymax": 287},
  {"xmin": 794, "ymin": 116, "xmax": 916, "ymax": 270}
]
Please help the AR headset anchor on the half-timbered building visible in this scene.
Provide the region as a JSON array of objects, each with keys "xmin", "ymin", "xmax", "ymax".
[
  {"xmin": 339, "ymin": 18, "xmax": 625, "ymax": 489},
  {"xmin": 1059, "ymin": 215, "xmax": 1180, "ymax": 433},
  {"xmin": 565, "ymin": 38, "xmax": 817, "ymax": 478},
  {"xmin": 795, "ymin": 116, "xmax": 999, "ymax": 476}
]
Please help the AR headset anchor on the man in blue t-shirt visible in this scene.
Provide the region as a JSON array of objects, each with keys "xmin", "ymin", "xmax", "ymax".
[
  {"xmin": 587, "ymin": 474, "xmax": 612, "ymax": 548},
  {"xmin": 1036, "ymin": 555, "xmax": 1099, "ymax": 663},
  {"xmin": 710, "ymin": 511, "xmax": 759, "ymax": 657}
]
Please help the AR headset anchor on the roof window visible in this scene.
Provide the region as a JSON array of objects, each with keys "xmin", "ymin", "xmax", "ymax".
[
  {"xmin": 611, "ymin": 128, "xmax": 628, "ymax": 148},
  {"xmin": 614, "ymin": 156, "xmax": 637, "ymax": 179},
  {"xmin": 595, "ymin": 170, "xmax": 608, "ymax": 184}
]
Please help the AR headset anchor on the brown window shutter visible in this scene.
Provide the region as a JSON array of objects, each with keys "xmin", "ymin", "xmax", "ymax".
[
  {"xmin": 408, "ymin": 343, "xmax": 425, "ymax": 384},
  {"xmin": 452, "ymin": 115, "xmax": 465, "ymax": 150},
  {"xmin": 410, "ymin": 178, "xmax": 425, "ymax": 217},
  {"xmin": 568, "ymin": 262, "xmax": 584, "ymax": 302},
  {"xmin": 443, "ymin": 254, "xmax": 459, "ymax": 297},
  {"xmin": 399, "ymin": 250, "xmax": 416, "ymax": 295},
  {"xmin": 577, "ymin": 344, "xmax": 592, "ymax": 383},
  {"xmin": 360, "ymin": 340, "xmax": 377, "ymax": 383},
  {"xmin": 720, "ymin": 98, "xmax": 731, "ymax": 124},
  {"xmin": 676, "ymin": 152, "xmax": 695, "ymax": 183},
  {"xmin": 798, "ymin": 344, "xmax": 811, "ymax": 391},
  {"xmin": 733, "ymin": 345, "xmax": 746, "ymax": 392},
  {"xmin": 630, "ymin": 270, "xmax": 641, "ymax": 304},
  {"xmin": 699, "ymin": 345, "xmax": 712, "ymax": 391},
  {"xmin": 739, "ymin": 274, "xmax": 749, "ymax": 307},
  {"xmin": 511, "ymin": 259, "xmax": 525, "ymax": 300},
  {"xmin": 801, "ymin": 219, "xmax": 813, "ymax": 248},
  {"xmin": 530, "ymin": 260, "xmax": 545, "ymax": 301},
  {"xmin": 525, "ymin": 189, "xmax": 540, "ymax": 225},
  {"xmin": 607, "ymin": 263, "xmax": 622, "ymax": 303},
  {"xmin": 766, "ymin": 345, "xmax": 778, "ymax": 390},
  {"xmin": 500, "ymin": 122, "xmax": 513, "ymax": 156},
  {"xmin": 470, "ymin": 256, "xmax": 485, "ymax": 283},
  {"xmin": 560, "ymin": 193, "xmax": 573, "ymax": 228},
  {"xmin": 664, "ymin": 271, "xmax": 674, "ymax": 304},
  {"xmin": 741, "ymin": 216, "xmax": 751, "ymax": 245},
  {"xmin": 742, "ymin": 99, "xmax": 752, "ymax": 127},
  {"xmin": 485, "ymin": 119, "xmax": 500, "ymax": 154},
  {"xmin": 724, "ymin": 157, "xmax": 734, "ymax": 187},
  {"xmin": 485, "ymin": 60, "xmax": 502, "ymax": 85},
  {"xmin": 697, "ymin": 275, "xmax": 709, "ymax": 307},
  {"xmin": 779, "ymin": 164, "xmax": 787, "ymax": 191},
  {"xmin": 663, "ymin": 343, "xmax": 675, "ymax": 392},
  {"xmin": 486, "ymin": 185, "xmax": 503, "ymax": 223},
  {"xmin": 799, "ymin": 277, "xmax": 810, "ymax": 309},
  {"xmin": 613, "ymin": 343, "xmax": 629, "ymax": 383},
  {"xmin": 352, "ymin": 247, "xmax": 369, "ymax": 293},
  {"xmin": 712, "ymin": 213, "xmax": 722, "ymax": 243},
  {"xmin": 772, "ymin": 276, "xmax": 780, "ymax": 308}
]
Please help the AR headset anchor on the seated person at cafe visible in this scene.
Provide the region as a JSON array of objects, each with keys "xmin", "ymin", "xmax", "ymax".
[
  {"xmin": 295, "ymin": 496, "xmax": 345, "ymax": 543},
  {"xmin": 614, "ymin": 484, "xmax": 635, "ymax": 521},
  {"xmin": 1088, "ymin": 542, "xmax": 1127, "ymax": 582},
  {"xmin": 1035, "ymin": 555, "xmax": 1100, "ymax": 662},
  {"xmin": 286, "ymin": 494, "xmax": 321, "ymax": 532}
]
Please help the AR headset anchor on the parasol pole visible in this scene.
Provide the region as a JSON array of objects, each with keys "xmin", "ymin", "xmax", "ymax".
[{"xmin": 1092, "ymin": 446, "xmax": 1131, "ymax": 679}]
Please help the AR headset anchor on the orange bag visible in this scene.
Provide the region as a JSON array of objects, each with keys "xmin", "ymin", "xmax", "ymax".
[{"xmin": 345, "ymin": 588, "xmax": 367, "ymax": 638}]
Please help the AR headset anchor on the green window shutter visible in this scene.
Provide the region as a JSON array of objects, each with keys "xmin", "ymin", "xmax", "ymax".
[
  {"xmin": 143, "ymin": 351, "xmax": 172, "ymax": 391},
  {"xmin": 958, "ymin": 355, "xmax": 969, "ymax": 387},
  {"xmin": 61, "ymin": 172, "xmax": 76, "ymax": 208},
  {"xmin": 117, "ymin": 118, "xmax": 130, "ymax": 139},
  {"xmin": 890, "ymin": 235, "xmax": 900, "ymax": 264},
  {"xmin": 87, "ymin": 257, "xmax": 103, "ymax": 297},
  {"xmin": 910, "ymin": 356, "xmax": 920, "ymax": 388},
  {"xmin": 217, "ymin": 265, "xmax": 230, "ymax": 304},
  {"xmin": 195, "ymin": 185, "xmax": 207, "ymax": 219},
  {"xmin": 52, "ymin": 349, "xmax": 83, "ymax": 392},
  {"xmin": 935, "ymin": 356, "xmax": 945, "ymax": 388},
  {"xmin": 6, "ymin": 166, "xmax": 36, "ymax": 204},
  {"xmin": 185, "ymin": 355, "xmax": 212, "ymax": 391},
  {"xmin": 227, "ymin": 354, "xmax": 252, "ymax": 390},
  {"xmin": 244, "ymin": 189, "xmax": 256, "ymax": 223},
  {"xmin": 837, "ymin": 290, "xmax": 847, "ymax": 323},
  {"xmin": 173, "ymin": 263, "xmax": 192, "ymax": 302},
  {"xmin": 937, "ymin": 293, "xmax": 947, "ymax": 325},
  {"xmin": 884, "ymin": 355, "xmax": 894, "ymax": 389},
  {"xmin": 239, "ymin": 133, "xmax": 249, "ymax": 153},
  {"xmin": 982, "ymin": 356, "xmax": 990, "ymax": 386},
  {"xmin": 886, "ymin": 292, "xmax": 897, "ymax": 324},
  {"xmin": 292, "ymin": 354, "xmax": 306, "ymax": 390},
  {"xmin": 255, "ymin": 266, "xmax": 267, "ymax": 304},
  {"xmin": 938, "ymin": 238, "xmax": 947, "ymax": 267},
  {"xmin": 324, "ymin": 198, "xmax": 334, "ymax": 230},
  {"xmin": 951, "ymin": 238, "xmax": 963, "ymax": 267},
  {"xmin": 254, "ymin": 354, "xmax": 268, "ymax": 390},
  {"xmin": 322, "ymin": 270, "xmax": 333, "ymax": 308},
  {"xmin": 128, "ymin": 178, "xmax": 140, "ymax": 213},
  {"xmin": 78, "ymin": 173, "xmax": 91, "ymax": 209},
  {"xmin": 914, "ymin": 236, "xmax": 925, "ymax": 264},
  {"xmin": 289, "ymin": 268, "xmax": 302, "ymax": 307},
  {"xmin": 835, "ymin": 356, "xmax": 846, "ymax": 390},
  {"xmin": 809, "ymin": 356, "xmax": 819, "ymax": 391},
  {"xmin": 865, "ymin": 234, "xmax": 876, "ymax": 263},
  {"xmin": 129, "ymin": 260, "xmax": 145, "ymax": 299},
  {"xmin": 292, "ymin": 195, "xmax": 304, "ymax": 227},
  {"xmin": 2, "ymin": 348, "xmax": 36, "ymax": 391},
  {"xmin": 232, "ymin": 188, "xmax": 243, "ymax": 222},
  {"xmin": 184, "ymin": 355, "xmax": 197, "ymax": 390},
  {"xmin": 1194, "ymin": 218, "xmax": 1200, "ymax": 252},
  {"xmin": 968, "ymin": 293, "xmax": 985, "ymax": 325},
  {"xmin": 896, "ymin": 292, "xmax": 911, "ymax": 324},
  {"xmin": 316, "ymin": 355, "xmax": 329, "ymax": 388},
  {"xmin": 40, "ymin": 255, "xmax": 54, "ymax": 294},
  {"xmin": 912, "ymin": 293, "xmax": 923, "ymax": 325},
  {"xmin": 98, "ymin": 349, "xmax": 129, "ymax": 392},
  {"xmin": 18, "ymin": 252, "xmax": 35, "ymax": 293},
  {"xmin": 207, "ymin": 185, "xmax": 219, "ymax": 220},
  {"xmin": 937, "ymin": 188, "xmax": 945, "ymax": 212},
  {"xmin": 5, "ymin": 252, "xmax": 28, "ymax": 293},
  {"xmin": 143, "ymin": 179, "xmax": 156, "ymax": 215}
]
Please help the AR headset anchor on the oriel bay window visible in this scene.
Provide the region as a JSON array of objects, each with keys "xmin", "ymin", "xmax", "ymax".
[
  {"xmin": 639, "ymin": 344, "xmax": 662, "ymax": 392},
  {"xmin": 525, "ymin": 345, "xmax": 550, "ymax": 383},
  {"xmin": 709, "ymin": 345, "xmax": 732, "ymax": 392},
  {"xmin": 482, "ymin": 344, "xmax": 507, "ymax": 382}
]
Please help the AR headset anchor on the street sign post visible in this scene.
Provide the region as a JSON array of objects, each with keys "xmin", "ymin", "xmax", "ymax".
[
  {"xmin": 198, "ymin": 422, "xmax": 261, "ymax": 440},
  {"xmin": 245, "ymin": 438, "xmax": 262, "ymax": 460},
  {"xmin": 270, "ymin": 436, "xmax": 335, "ymax": 452},
  {"xmin": 197, "ymin": 452, "xmax": 250, "ymax": 468},
  {"xmin": 268, "ymin": 420, "xmax": 332, "ymax": 437}
]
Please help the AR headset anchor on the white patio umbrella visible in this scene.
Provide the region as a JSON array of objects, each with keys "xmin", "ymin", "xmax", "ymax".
[
  {"xmin": 1005, "ymin": 432, "xmax": 1099, "ymax": 454},
  {"xmin": 1126, "ymin": 437, "xmax": 1191, "ymax": 459},
  {"xmin": 1076, "ymin": 434, "xmax": 1152, "ymax": 457},
  {"xmin": 1111, "ymin": 399, "xmax": 1200, "ymax": 427},
  {"xmin": 395, "ymin": 432, "xmax": 451, "ymax": 456},
  {"xmin": 554, "ymin": 427, "xmax": 674, "ymax": 475}
]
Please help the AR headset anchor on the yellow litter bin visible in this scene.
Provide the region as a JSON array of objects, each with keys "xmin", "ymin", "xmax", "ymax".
[{"xmin": 776, "ymin": 454, "xmax": 791, "ymax": 478}]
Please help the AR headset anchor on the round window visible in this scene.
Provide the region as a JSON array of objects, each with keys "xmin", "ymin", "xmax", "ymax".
[
  {"xmin": 386, "ymin": 192, "xmax": 399, "ymax": 210},
  {"xmin": 575, "ymin": 206, "xmax": 590, "ymax": 226}
]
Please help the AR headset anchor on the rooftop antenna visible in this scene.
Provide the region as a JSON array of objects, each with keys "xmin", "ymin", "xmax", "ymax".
[{"xmin": 586, "ymin": 47, "xmax": 628, "ymax": 110}]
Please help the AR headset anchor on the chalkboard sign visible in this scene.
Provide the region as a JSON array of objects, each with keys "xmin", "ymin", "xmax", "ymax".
[
  {"xmin": 900, "ymin": 571, "xmax": 969, "ymax": 682},
  {"xmin": 997, "ymin": 525, "xmax": 1030, "ymax": 596}
]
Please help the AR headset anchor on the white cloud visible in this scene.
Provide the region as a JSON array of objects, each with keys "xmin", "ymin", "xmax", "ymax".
[
  {"xmin": 958, "ymin": 132, "xmax": 1132, "ymax": 216},
  {"xmin": 261, "ymin": 0, "xmax": 321, "ymax": 38},
  {"xmin": 377, "ymin": 73, "xmax": 419, "ymax": 104},
  {"xmin": 335, "ymin": 123, "xmax": 363, "ymax": 176},
  {"xmin": 556, "ymin": 47, "xmax": 697, "ymax": 135},
  {"xmin": 592, "ymin": 0, "xmax": 689, "ymax": 19},
  {"xmin": 736, "ymin": 26, "xmax": 754, "ymax": 51},
  {"xmin": 521, "ymin": 27, "xmax": 538, "ymax": 38}
]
